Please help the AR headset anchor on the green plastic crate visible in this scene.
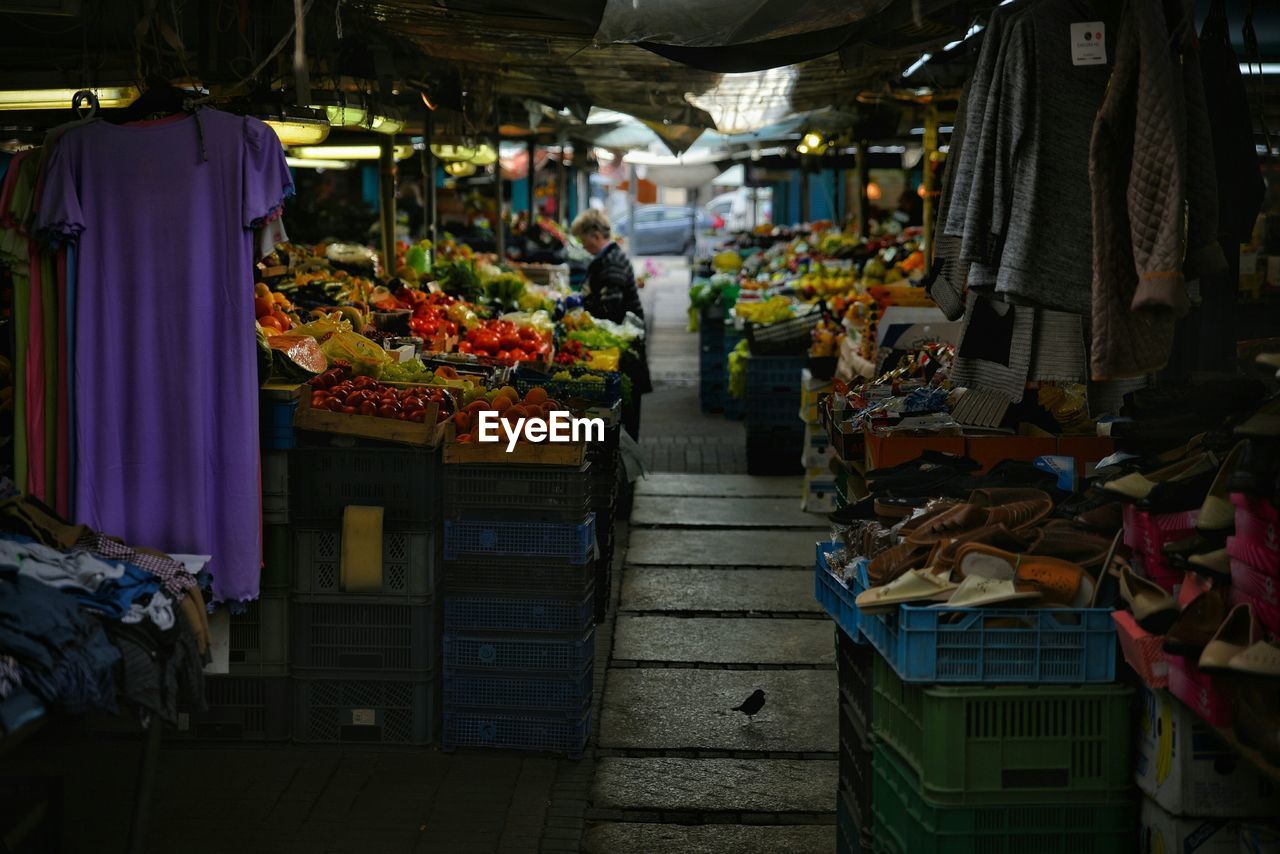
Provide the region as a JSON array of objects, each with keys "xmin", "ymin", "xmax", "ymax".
[
  {"xmin": 870, "ymin": 746, "xmax": 1134, "ymax": 854},
  {"xmin": 871, "ymin": 654, "xmax": 1132, "ymax": 804}
]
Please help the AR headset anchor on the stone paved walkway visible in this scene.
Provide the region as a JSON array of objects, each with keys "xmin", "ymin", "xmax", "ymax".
[{"xmin": 585, "ymin": 473, "xmax": 836, "ymax": 852}]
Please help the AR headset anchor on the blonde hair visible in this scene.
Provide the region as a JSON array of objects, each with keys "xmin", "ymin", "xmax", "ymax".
[{"xmin": 571, "ymin": 208, "xmax": 611, "ymax": 240}]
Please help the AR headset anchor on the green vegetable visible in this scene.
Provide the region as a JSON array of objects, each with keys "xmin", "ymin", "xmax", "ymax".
[{"xmin": 568, "ymin": 328, "xmax": 628, "ymax": 352}]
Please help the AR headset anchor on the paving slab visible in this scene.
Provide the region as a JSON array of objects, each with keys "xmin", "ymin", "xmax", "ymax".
[
  {"xmin": 636, "ymin": 473, "xmax": 804, "ymax": 497},
  {"xmin": 631, "ymin": 495, "xmax": 827, "ymax": 529},
  {"xmin": 627, "ymin": 529, "xmax": 817, "ymax": 567},
  {"xmin": 591, "ymin": 757, "xmax": 837, "ymax": 813},
  {"xmin": 599, "ymin": 668, "xmax": 836, "ymax": 752},
  {"xmin": 621, "ymin": 567, "xmax": 819, "ymax": 613},
  {"xmin": 612, "ymin": 616, "xmax": 835, "ymax": 665},
  {"xmin": 583, "ymin": 823, "xmax": 835, "ymax": 854}
]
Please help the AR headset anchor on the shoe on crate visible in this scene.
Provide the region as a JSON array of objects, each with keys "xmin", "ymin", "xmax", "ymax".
[
  {"xmin": 1164, "ymin": 532, "xmax": 1229, "ymax": 568},
  {"xmin": 1229, "ymin": 639, "xmax": 1280, "ymax": 679},
  {"xmin": 968, "ymin": 487, "xmax": 1054, "ymax": 530},
  {"xmin": 864, "ymin": 450, "xmax": 980, "ymax": 482},
  {"xmin": 1187, "ymin": 548, "xmax": 1231, "ymax": 581},
  {"xmin": 865, "ymin": 540, "xmax": 933, "ymax": 586},
  {"xmin": 1199, "ymin": 603, "xmax": 1261, "ymax": 672},
  {"xmin": 1028, "ymin": 522, "xmax": 1116, "ymax": 573},
  {"xmin": 1119, "ymin": 562, "xmax": 1178, "ymax": 634},
  {"xmin": 873, "ymin": 497, "xmax": 930, "ymax": 519},
  {"xmin": 1072, "ymin": 500, "xmax": 1124, "ymax": 535},
  {"xmin": 854, "ymin": 567, "xmax": 958, "ymax": 612},
  {"xmin": 954, "ymin": 543, "xmax": 1093, "ymax": 607},
  {"xmin": 1162, "ymin": 589, "xmax": 1230, "ymax": 657},
  {"xmin": 1233, "ymin": 683, "xmax": 1280, "ymax": 766},
  {"xmin": 1102, "ymin": 452, "xmax": 1217, "ymax": 503},
  {"xmin": 1227, "ymin": 438, "xmax": 1280, "ymax": 499},
  {"xmin": 828, "ymin": 495, "xmax": 878, "ymax": 525},
  {"xmin": 934, "ymin": 574, "xmax": 1042, "ymax": 608},
  {"xmin": 927, "ymin": 524, "xmax": 1042, "ymax": 574}
]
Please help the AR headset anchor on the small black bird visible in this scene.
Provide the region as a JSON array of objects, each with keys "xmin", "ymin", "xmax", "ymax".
[{"xmin": 731, "ymin": 689, "xmax": 766, "ymax": 721}]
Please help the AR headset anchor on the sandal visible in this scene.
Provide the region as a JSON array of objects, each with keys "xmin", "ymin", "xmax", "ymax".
[{"xmin": 855, "ymin": 568, "xmax": 958, "ymax": 613}]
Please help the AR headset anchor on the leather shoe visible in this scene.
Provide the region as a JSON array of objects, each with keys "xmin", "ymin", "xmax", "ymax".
[
  {"xmin": 1199, "ymin": 603, "xmax": 1260, "ymax": 672},
  {"xmin": 1119, "ymin": 562, "xmax": 1178, "ymax": 634},
  {"xmin": 1163, "ymin": 589, "xmax": 1230, "ymax": 656}
]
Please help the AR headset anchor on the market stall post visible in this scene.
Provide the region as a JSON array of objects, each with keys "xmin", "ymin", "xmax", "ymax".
[
  {"xmin": 557, "ymin": 140, "xmax": 568, "ymax": 226},
  {"xmin": 494, "ymin": 134, "xmax": 506, "ymax": 261},
  {"xmin": 378, "ymin": 136, "xmax": 397, "ymax": 271},
  {"xmin": 423, "ymin": 105, "xmax": 438, "ymax": 246},
  {"xmin": 921, "ymin": 108, "xmax": 939, "ymax": 275},
  {"xmin": 526, "ymin": 137, "xmax": 537, "ymax": 219},
  {"xmin": 855, "ymin": 141, "xmax": 869, "ymax": 237}
]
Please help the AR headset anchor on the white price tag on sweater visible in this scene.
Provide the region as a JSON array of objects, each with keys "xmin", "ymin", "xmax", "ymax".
[{"xmin": 1070, "ymin": 22, "xmax": 1106, "ymax": 65}]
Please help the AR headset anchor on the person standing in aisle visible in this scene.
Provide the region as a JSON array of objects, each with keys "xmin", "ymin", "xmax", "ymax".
[{"xmin": 571, "ymin": 209, "xmax": 651, "ymax": 439}]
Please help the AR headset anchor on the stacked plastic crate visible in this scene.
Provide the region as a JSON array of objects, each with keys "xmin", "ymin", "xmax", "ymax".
[
  {"xmin": 743, "ymin": 353, "xmax": 807, "ymax": 475},
  {"xmin": 441, "ymin": 461, "xmax": 596, "ymax": 757},
  {"xmin": 819, "ymin": 543, "xmax": 1137, "ymax": 852},
  {"xmin": 288, "ymin": 447, "xmax": 441, "ymax": 746},
  {"xmin": 587, "ymin": 407, "xmax": 622, "ymax": 622}
]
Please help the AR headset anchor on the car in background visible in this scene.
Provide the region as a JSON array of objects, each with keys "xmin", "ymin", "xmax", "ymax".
[
  {"xmin": 706, "ymin": 188, "xmax": 772, "ymax": 234},
  {"xmin": 612, "ymin": 205, "xmax": 711, "ymax": 256}
]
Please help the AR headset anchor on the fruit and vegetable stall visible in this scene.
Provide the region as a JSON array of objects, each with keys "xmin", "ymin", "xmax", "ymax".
[{"xmin": 194, "ymin": 236, "xmax": 637, "ymax": 754}]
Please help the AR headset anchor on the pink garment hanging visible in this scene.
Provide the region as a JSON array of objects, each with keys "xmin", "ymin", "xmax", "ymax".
[{"xmin": 55, "ymin": 250, "xmax": 70, "ymax": 516}]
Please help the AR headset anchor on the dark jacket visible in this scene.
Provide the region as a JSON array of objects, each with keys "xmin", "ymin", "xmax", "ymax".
[{"xmin": 584, "ymin": 243, "xmax": 644, "ymax": 324}]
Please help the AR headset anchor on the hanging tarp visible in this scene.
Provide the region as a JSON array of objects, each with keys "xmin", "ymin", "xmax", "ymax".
[{"xmin": 595, "ymin": 0, "xmax": 890, "ymax": 48}]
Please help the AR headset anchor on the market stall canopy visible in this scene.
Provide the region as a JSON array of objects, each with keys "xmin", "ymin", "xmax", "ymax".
[{"xmin": 594, "ymin": 0, "xmax": 892, "ymax": 48}]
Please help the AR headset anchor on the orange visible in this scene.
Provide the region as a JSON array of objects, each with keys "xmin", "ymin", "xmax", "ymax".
[
  {"xmin": 254, "ymin": 282, "xmax": 270, "ymax": 299},
  {"xmin": 270, "ymin": 311, "xmax": 291, "ymax": 331},
  {"xmin": 523, "ymin": 386, "xmax": 548, "ymax": 406},
  {"xmin": 254, "ymin": 297, "xmax": 273, "ymax": 318}
]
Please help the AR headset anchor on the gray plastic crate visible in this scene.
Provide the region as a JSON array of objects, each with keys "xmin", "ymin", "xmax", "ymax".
[
  {"xmin": 291, "ymin": 595, "xmax": 436, "ymax": 672},
  {"xmin": 293, "ymin": 671, "xmax": 436, "ymax": 745},
  {"xmin": 294, "ymin": 527, "xmax": 437, "ymax": 597},
  {"xmin": 168, "ymin": 675, "xmax": 290, "ymax": 741},
  {"xmin": 262, "ymin": 450, "xmax": 289, "ymax": 525},
  {"xmin": 228, "ymin": 594, "xmax": 288, "ymax": 675},
  {"xmin": 289, "ymin": 447, "xmax": 440, "ymax": 526},
  {"xmin": 443, "ymin": 462, "xmax": 593, "ymax": 520}
]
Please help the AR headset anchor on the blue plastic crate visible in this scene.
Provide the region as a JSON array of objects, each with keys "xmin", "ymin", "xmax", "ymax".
[
  {"xmin": 746, "ymin": 354, "xmax": 806, "ymax": 392},
  {"xmin": 444, "ymin": 591, "xmax": 595, "ymax": 634},
  {"xmin": 260, "ymin": 399, "xmax": 298, "ymax": 449},
  {"xmin": 443, "ymin": 515, "xmax": 596, "ymax": 564},
  {"xmin": 442, "ymin": 706, "xmax": 590, "ymax": 757},
  {"xmin": 816, "ymin": 543, "xmax": 869, "ymax": 646},
  {"xmin": 746, "ymin": 392, "xmax": 802, "ymax": 427},
  {"xmin": 442, "ymin": 666, "xmax": 592, "ymax": 712},
  {"xmin": 852, "ymin": 565, "xmax": 1117, "ymax": 684},
  {"xmin": 443, "ymin": 630, "xmax": 595, "ymax": 672}
]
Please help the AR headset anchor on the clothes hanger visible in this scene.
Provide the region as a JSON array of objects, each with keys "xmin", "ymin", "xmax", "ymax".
[
  {"xmin": 112, "ymin": 74, "xmax": 191, "ymax": 124},
  {"xmin": 71, "ymin": 90, "xmax": 99, "ymax": 120}
]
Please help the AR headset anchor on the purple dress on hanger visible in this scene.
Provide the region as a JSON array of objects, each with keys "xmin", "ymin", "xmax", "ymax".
[{"xmin": 36, "ymin": 110, "xmax": 293, "ymax": 603}]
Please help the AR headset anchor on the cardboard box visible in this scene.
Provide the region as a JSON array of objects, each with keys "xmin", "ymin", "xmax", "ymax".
[
  {"xmin": 862, "ymin": 433, "xmax": 1115, "ymax": 477},
  {"xmin": 803, "ymin": 467, "xmax": 838, "ymax": 514},
  {"xmin": 1135, "ymin": 685, "xmax": 1280, "ymax": 817},
  {"xmin": 802, "ymin": 422, "xmax": 835, "ymax": 469},
  {"xmin": 1140, "ymin": 797, "xmax": 1240, "ymax": 854}
]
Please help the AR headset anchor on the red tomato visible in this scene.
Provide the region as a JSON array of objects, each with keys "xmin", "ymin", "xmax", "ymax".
[
  {"xmin": 457, "ymin": 341, "xmax": 474, "ymax": 354},
  {"xmin": 495, "ymin": 350, "xmax": 511, "ymax": 364},
  {"xmin": 499, "ymin": 332, "xmax": 521, "ymax": 350}
]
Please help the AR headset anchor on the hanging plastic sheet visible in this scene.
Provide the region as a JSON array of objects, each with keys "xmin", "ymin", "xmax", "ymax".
[{"xmin": 595, "ymin": 0, "xmax": 889, "ymax": 48}]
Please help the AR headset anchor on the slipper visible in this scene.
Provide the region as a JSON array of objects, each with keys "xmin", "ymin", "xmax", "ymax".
[
  {"xmin": 933, "ymin": 575, "xmax": 1042, "ymax": 608},
  {"xmin": 1228, "ymin": 639, "xmax": 1280, "ymax": 678},
  {"xmin": 1199, "ymin": 603, "xmax": 1260, "ymax": 673},
  {"xmin": 903, "ymin": 504, "xmax": 990, "ymax": 545},
  {"xmin": 897, "ymin": 498, "xmax": 962, "ymax": 537},
  {"xmin": 954, "ymin": 543, "xmax": 1092, "ymax": 607},
  {"xmin": 929, "ymin": 524, "xmax": 1042, "ymax": 574},
  {"xmin": 967, "ymin": 488, "xmax": 1054, "ymax": 531},
  {"xmin": 1119, "ymin": 563, "xmax": 1178, "ymax": 633},
  {"xmin": 873, "ymin": 497, "xmax": 929, "ymax": 519},
  {"xmin": 855, "ymin": 568, "xmax": 958, "ymax": 613},
  {"xmin": 1028, "ymin": 526, "xmax": 1115, "ymax": 572},
  {"xmin": 865, "ymin": 540, "xmax": 932, "ymax": 586},
  {"xmin": 866, "ymin": 451, "xmax": 979, "ymax": 481},
  {"xmin": 1101, "ymin": 452, "xmax": 1217, "ymax": 501}
]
